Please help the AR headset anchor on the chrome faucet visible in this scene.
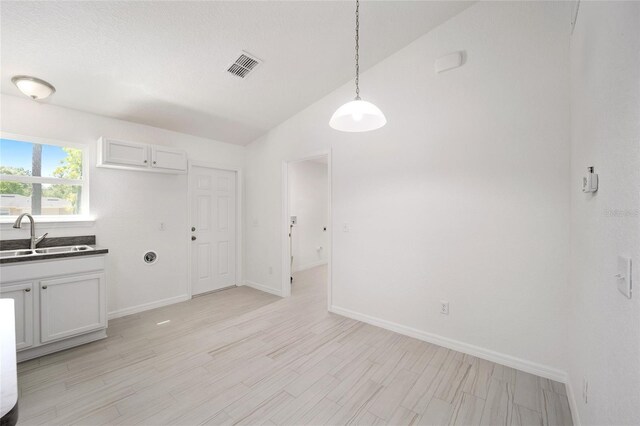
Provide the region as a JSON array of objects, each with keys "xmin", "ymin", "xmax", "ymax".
[{"xmin": 13, "ymin": 213, "xmax": 48, "ymax": 250}]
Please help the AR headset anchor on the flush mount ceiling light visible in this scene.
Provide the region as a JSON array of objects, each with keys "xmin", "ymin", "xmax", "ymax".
[
  {"xmin": 11, "ymin": 75, "xmax": 56, "ymax": 100},
  {"xmin": 330, "ymin": 0, "xmax": 386, "ymax": 133}
]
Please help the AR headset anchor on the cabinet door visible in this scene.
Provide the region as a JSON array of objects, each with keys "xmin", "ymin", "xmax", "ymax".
[
  {"xmin": 151, "ymin": 146, "xmax": 187, "ymax": 171},
  {"xmin": 40, "ymin": 273, "xmax": 106, "ymax": 343},
  {"xmin": 102, "ymin": 138, "xmax": 149, "ymax": 168},
  {"xmin": 0, "ymin": 282, "xmax": 34, "ymax": 350}
]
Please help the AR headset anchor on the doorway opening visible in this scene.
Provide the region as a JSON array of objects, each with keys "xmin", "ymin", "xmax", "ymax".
[{"xmin": 282, "ymin": 153, "xmax": 331, "ymax": 307}]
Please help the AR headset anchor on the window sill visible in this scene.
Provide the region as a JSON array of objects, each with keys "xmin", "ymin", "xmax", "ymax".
[{"xmin": 0, "ymin": 216, "xmax": 96, "ymax": 229}]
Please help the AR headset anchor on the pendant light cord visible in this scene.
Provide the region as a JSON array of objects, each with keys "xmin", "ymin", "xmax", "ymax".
[{"xmin": 354, "ymin": 0, "xmax": 361, "ymax": 100}]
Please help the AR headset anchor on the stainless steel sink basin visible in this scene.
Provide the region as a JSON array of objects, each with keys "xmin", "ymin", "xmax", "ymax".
[
  {"xmin": 0, "ymin": 245, "xmax": 94, "ymax": 260},
  {"xmin": 35, "ymin": 245, "xmax": 93, "ymax": 254},
  {"xmin": 0, "ymin": 249, "xmax": 34, "ymax": 258}
]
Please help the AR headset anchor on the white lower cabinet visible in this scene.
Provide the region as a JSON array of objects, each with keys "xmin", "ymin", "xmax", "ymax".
[
  {"xmin": 0, "ymin": 256, "xmax": 108, "ymax": 361},
  {"xmin": 40, "ymin": 273, "xmax": 106, "ymax": 343},
  {"xmin": 0, "ymin": 282, "xmax": 34, "ymax": 350}
]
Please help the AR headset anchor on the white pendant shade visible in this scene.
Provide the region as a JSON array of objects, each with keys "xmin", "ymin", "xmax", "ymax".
[
  {"xmin": 11, "ymin": 76, "xmax": 56, "ymax": 100},
  {"xmin": 329, "ymin": 99, "xmax": 387, "ymax": 132}
]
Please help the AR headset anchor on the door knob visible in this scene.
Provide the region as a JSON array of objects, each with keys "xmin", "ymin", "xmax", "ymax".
[{"xmin": 191, "ymin": 236, "xmax": 197, "ymax": 241}]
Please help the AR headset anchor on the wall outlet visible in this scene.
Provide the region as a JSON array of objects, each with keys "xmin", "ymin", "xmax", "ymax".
[
  {"xmin": 582, "ymin": 377, "xmax": 589, "ymax": 404},
  {"xmin": 440, "ymin": 301, "xmax": 449, "ymax": 315}
]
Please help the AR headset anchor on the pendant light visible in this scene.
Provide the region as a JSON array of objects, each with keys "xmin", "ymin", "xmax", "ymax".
[{"xmin": 330, "ymin": 0, "xmax": 386, "ymax": 132}]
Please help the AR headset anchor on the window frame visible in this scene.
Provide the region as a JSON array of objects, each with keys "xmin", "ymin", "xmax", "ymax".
[{"xmin": 0, "ymin": 132, "xmax": 91, "ymax": 222}]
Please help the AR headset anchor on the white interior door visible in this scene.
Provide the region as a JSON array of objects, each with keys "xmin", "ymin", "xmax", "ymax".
[{"xmin": 190, "ymin": 166, "xmax": 237, "ymax": 295}]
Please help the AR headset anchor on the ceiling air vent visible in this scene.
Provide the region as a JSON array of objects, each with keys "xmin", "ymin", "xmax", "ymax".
[{"xmin": 227, "ymin": 51, "xmax": 262, "ymax": 78}]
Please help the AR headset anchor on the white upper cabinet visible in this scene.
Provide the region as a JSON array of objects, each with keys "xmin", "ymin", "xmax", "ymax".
[
  {"xmin": 151, "ymin": 146, "xmax": 188, "ymax": 171},
  {"xmin": 99, "ymin": 138, "xmax": 149, "ymax": 168},
  {"xmin": 97, "ymin": 137, "xmax": 187, "ymax": 173}
]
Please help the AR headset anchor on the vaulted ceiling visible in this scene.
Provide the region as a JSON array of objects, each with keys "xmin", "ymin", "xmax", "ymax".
[{"xmin": 1, "ymin": 1, "xmax": 472, "ymax": 145}]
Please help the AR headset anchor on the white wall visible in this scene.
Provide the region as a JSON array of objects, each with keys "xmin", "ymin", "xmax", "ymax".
[
  {"xmin": 0, "ymin": 94, "xmax": 245, "ymax": 318},
  {"xmin": 288, "ymin": 160, "xmax": 328, "ymax": 272},
  {"xmin": 245, "ymin": 1, "xmax": 571, "ymax": 374},
  {"xmin": 568, "ymin": 2, "xmax": 640, "ymax": 425}
]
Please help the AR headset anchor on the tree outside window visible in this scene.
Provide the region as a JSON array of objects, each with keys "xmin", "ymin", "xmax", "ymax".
[{"xmin": 0, "ymin": 136, "xmax": 86, "ymax": 217}]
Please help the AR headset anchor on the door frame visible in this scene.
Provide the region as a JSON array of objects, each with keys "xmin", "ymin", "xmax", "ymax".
[
  {"xmin": 281, "ymin": 149, "xmax": 332, "ymax": 310},
  {"xmin": 187, "ymin": 160, "xmax": 243, "ymax": 298}
]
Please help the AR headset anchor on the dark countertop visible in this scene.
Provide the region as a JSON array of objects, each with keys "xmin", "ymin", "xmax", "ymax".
[{"xmin": 0, "ymin": 236, "xmax": 108, "ymax": 265}]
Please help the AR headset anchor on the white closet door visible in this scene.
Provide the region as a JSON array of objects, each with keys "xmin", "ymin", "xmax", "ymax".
[{"xmin": 190, "ymin": 166, "xmax": 237, "ymax": 295}]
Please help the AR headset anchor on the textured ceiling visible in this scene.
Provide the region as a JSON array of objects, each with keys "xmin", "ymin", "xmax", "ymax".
[{"xmin": 1, "ymin": 1, "xmax": 472, "ymax": 145}]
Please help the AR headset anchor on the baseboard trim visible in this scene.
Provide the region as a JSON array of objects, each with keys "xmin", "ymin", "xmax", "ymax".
[
  {"xmin": 565, "ymin": 376, "xmax": 581, "ymax": 426},
  {"xmin": 108, "ymin": 294, "xmax": 190, "ymax": 320},
  {"xmin": 244, "ymin": 280, "xmax": 283, "ymax": 297},
  {"xmin": 293, "ymin": 260, "xmax": 328, "ymax": 273},
  {"xmin": 329, "ymin": 305, "xmax": 568, "ymax": 383},
  {"xmin": 17, "ymin": 329, "xmax": 107, "ymax": 362}
]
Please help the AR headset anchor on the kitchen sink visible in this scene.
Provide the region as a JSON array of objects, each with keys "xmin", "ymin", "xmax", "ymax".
[
  {"xmin": 0, "ymin": 245, "xmax": 94, "ymax": 259},
  {"xmin": 35, "ymin": 245, "xmax": 93, "ymax": 254},
  {"xmin": 0, "ymin": 249, "xmax": 34, "ymax": 258}
]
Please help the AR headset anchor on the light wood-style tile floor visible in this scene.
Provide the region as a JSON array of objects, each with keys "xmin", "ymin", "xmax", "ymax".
[{"xmin": 16, "ymin": 266, "xmax": 573, "ymax": 425}]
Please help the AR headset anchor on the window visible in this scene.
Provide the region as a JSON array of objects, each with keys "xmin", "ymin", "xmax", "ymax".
[{"xmin": 0, "ymin": 134, "xmax": 88, "ymax": 218}]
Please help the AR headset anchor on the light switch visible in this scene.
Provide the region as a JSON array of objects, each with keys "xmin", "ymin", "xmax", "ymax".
[{"xmin": 616, "ymin": 256, "xmax": 632, "ymax": 299}]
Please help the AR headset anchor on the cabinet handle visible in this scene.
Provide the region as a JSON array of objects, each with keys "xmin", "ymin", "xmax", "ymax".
[
  {"xmin": 153, "ymin": 161, "xmax": 157, "ymax": 164},
  {"xmin": 42, "ymin": 285, "xmax": 47, "ymax": 290},
  {"xmin": 25, "ymin": 288, "xmax": 31, "ymax": 292},
  {"xmin": 191, "ymin": 236, "xmax": 197, "ymax": 241},
  {"xmin": 144, "ymin": 160, "xmax": 148, "ymax": 164},
  {"xmin": 191, "ymin": 226, "xmax": 196, "ymax": 232}
]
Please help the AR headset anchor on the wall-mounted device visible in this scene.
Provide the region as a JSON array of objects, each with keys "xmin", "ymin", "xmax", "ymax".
[
  {"xmin": 435, "ymin": 51, "xmax": 465, "ymax": 74},
  {"xmin": 616, "ymin": 256, "xmax": 632, "ymax": 299},
  {"xmin": 582, "ymin": 166, "xmax": 598, "ymax": 193}
]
